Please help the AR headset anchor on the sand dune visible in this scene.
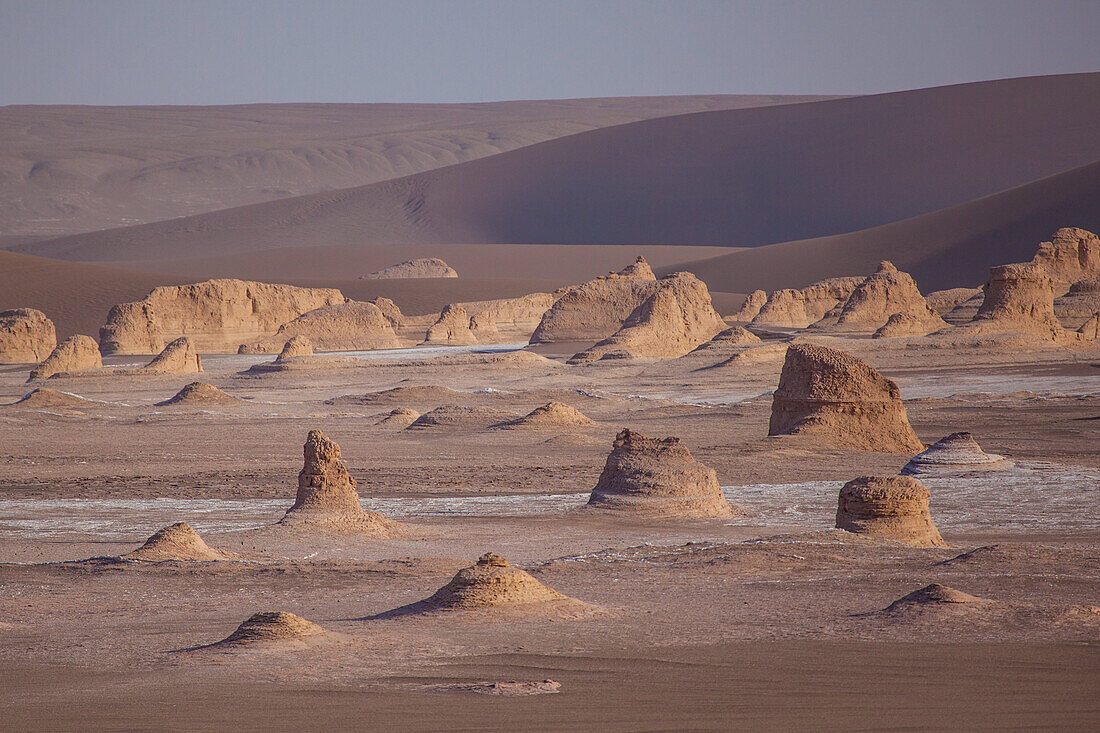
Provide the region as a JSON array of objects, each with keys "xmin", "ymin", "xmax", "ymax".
[{"xmin": 12, "ymin": 74, "xmax": 1098, "ymax": 267}]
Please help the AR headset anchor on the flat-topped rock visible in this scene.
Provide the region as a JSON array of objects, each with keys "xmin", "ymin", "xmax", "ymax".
[
  {"xmin": 0, "ymin": 308, "xmax": 56, "ymax": 364},
  {"xmin": 240, "ymin": 301, "xmax": 401, "ymax": 353},
  {"xmin": 835, "ymin": 475, "xmax": 946, "ymax": 547}
]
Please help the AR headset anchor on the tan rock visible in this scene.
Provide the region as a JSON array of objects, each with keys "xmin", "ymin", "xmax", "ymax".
[
  {"xmin": 0, "ymin": 308, "xmax": 56, "ymax": 364},
  {"xmin": 1027, "ymin": 227, "xmax": 1100, "ymax": 292},
  {"xmin": 530, "ymin": 258, "xmax": 661, "ymax": 344},
  {"xmin": 751, "ymin": 276, "xmax": 863, "ymax": 329},
  {"xmin": 496, "ymin": 402, "xmax": 594, "ymax": 429},
  {"xmin": 407, "ymin": 405, "xmax": 519, "ymax": 430},
  {"xmin": 768, "ymin": 344, "xmax": 924, "ymax": 453},
  {"xmin": 835, "ymin": 475, "xmax": 946, "ymax": 547},
  {"xmin": 587, "ymin": 429, "xmax": 743, "ymax": 518},
  {"xmin": 277, "ymin": 335, "xmax": 314, "ymax": 361},
  {"xmin": 463, "ymin": 292, "xmax": 557, "ymax": 343},
  {"xmin": 688, "ymin": 326, "xmax": 763, "ymax": 355},
  {"xmin": 729, "ymin": 289, "xmax": 767, "ymax": 322},
  {"xmin": 211, "ymin": 611, "xmax": 326, "ymax": 647},
  {"xmin": 569, "ymin": 272, "xmax": 726, "ymax": 362},
  {"xmin": 925, "ymin": 287, "xmax": 983, "ymax": 318},
  {"xmin": 368, "ymin": 297, "xmax": 404, "ymax": 330},
  {"xmin": 156, "ymin": 382, "xmax": 239, "ymax": 406},
  {"xmin": 422, "ymin": 304, "xmax": 478, "ymax": 346},
  {"xmin": 826, "ymin": 261, "xmax": 947, "ymax": 333},
  {"xmin": 1078, "ymin": 312, "xmax": 1100, "ymax": 340},
  {"xmin": 124, "ymin": 522, "xmax": 234, "ymax": 561},
  {"xmin": 965, "ymin": 262, "xmax": 1065, "ymax": 339},
  {"xmin": 28, "ymin": 335, "xmax": 102, "ymax": 381},
  {"xmin": 138, "ymin": 337, "xmax": 202, "ymax": 374},
  {"xmin": 279, "ymin": 430, "xmax": 400, "ymax": 535},
  {"xmin": 1054, "ymin": 279, "xmax": 1100, "ymax": 329},
  {"xmin": 361, "ymin": 257, "xmax": 458, "ymax": 279},
  {"xmin": 374, "ymin": 407, "xmax": 420, "ymax": 427},
  {"xmin": 901, "ymin": 432, "xmax": 1011, "ymax": 476},
  {"xmin": 100, "ymin": 279, "xmax": 346, "ymax": 354},
  {"xmin": 240, "ymin": 301, "xmax": 402, "ymax": 353},
  {"xmin": 872, "ymin": 311, "xmax": 944, "ymax": 339},
  {"xmin": 942, "ymin": 291, "xmax": 985, "ymax": 324}
]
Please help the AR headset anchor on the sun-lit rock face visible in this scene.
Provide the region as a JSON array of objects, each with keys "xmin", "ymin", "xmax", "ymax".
[
  {"xmin": 768, "ymin": 344, "xmax": 924, "ymax": 453},
  {"xmin": 824, "ymin": 261, "xmax": 947, "ymax": 334},
  {"xmin": 422, "ymin": 304, "xmax": 478, "ymax": 345},
  {"xmin": 1027, "ymin": 227, "xmax": 1100, "ymax": 293},
  {"xmin": 967, "ymin": 262, "xmax": 1065, "ymax": 338},
  {"xmin": 240, "ymin": 302, "xmax": 402, "ymax": 354},
  {"xmin": 751, "ymin": 277, "xmax": 863, "ymax": 329},
  {"xmin": 0, "ymin": 308, "xmax": 56, "ymax": 364},
  {"xmin": 835, "ymin": 475, "xmax": 946, "ymax": 547},
  {"xmin": 124, "ymin": 522, "xmax": 231, "ymax": 561},
  {"xmin": 28, "ymin": 334, "xmax": 102, "ymax": 381},
  {"xmin": 138, "ymin": 337, "xmax": 202, "ymax": 374}
]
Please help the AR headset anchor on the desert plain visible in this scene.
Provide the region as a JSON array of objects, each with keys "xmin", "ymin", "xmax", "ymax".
[{"xmin": 0, "ymin": 75, "xmax": 1098, "ymax": 731}]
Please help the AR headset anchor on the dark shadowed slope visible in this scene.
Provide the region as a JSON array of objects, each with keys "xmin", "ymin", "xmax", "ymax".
[
  {"xmin": 12, "ymin": 74, "xmax": 1100, "ymax": 265},
  {"xmin": 660, "ymin": 161, "xmax": 1100, "ymax": 293},
  {"xmin": 0, "ymin": 94, "xmax": 831, "ymax": 238}
]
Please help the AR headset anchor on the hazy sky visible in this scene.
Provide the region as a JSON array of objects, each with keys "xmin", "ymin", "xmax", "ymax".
[{"xmin": 2, "ymin": 0, "xmax": 1098, "ymax": 105}]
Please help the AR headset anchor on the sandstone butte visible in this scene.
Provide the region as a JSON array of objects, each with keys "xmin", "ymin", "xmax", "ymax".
[
  {"xmin": 1027, "ymin": 227, "xmax": 1100, "ymax": 293},
  {"xmin": 530, "ymin": 256, "xmax": 659, "ymax": 344},
  {"xmin": 99, "ymin": 279, "xmax": 346, "ymax": 355},
  {"xmin": 238, "ymin": 301, "xmax": 401, "ymax": 353},
  {"xmin": 824, "ymin": 261, "xmax": 947, "ymax": 334},
  {"xmin": 962, "ymin": 262, "xmax": 1066, "ymax": 339},
  {"xmin": 835, "ymin": 475, "xmax": 947, "ymax": 547},
  {"xmin": 421, "ymin": 303, "xmax": 479, "ymax": 345},
  {"xmin": 750, "ymin": 276, "xmax": 863, "ymax": 329},
  {"xmin": 729, "ymin": 289, "xmax": 767, "ymax": 322},
  {"xmin": 587, "ymin": 428, "xmax": 744, "ymax": 518},
  {"xmin": 138, "ymin": 337, "xmax": 202, "ymax": 374},
  {"xmin": 768, "ymin": 344, "xmax": 924, "ymax": 453},
  {"xmin": 569, "ymin": 272, "xmax": 726, "ymax": 362},
  {"xmin": 27, "ymin": 334, "xmax": 102, "ymax": 381},
  {"xmin": 0, "ymin": 308, "xmax": 56, "ymax": 364},
  {"xmin": 360, "ymin": 257, "xmax": 458, "ymax": 279}
]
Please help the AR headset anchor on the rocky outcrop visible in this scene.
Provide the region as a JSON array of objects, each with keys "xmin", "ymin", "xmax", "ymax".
[
  {"xmin": 407, "ymin": 405, "xmax": 518, "ymax": 430},
  {"xmin": 835, "ymin": 475, "xmax": 946, "ymax": 547},
  {"xmin": 375, "ymin": 407, "xmax": 420, "ymax": 428},
  {"xmin": 901, "ymin": 432, "xmax": 1011, "ymax": 475},
  {"xmin": 569, "ymin": 273, "xmax": 726, "ymax": 362},
  {"xmin": 925, "ymin": 288, "xmax": 983, "ymax": 318},
  {"xmin": 884, "ymin": 584, "xmax": 990, "ymax": 612},
  {"xmin": 279, "ymin": 430, "xmax": 400, "ymax": 535},
  {"xmin": 28, "ymin": 335, "xmax": 102, "ymax": 381},
  {"xmin": 0, "ymin": 309, "xmax": 56, "ymax": 364},
  {"xmin": 1054, "ymin": 279, "xmax": 1100, "ymax": 329},
  {"xmin": 496, "ymin": 402, "xmax": 594, "ymax": 430},
  {"xmin": 1027, "ymin": 227, "xmax": 1100, "ymax": 293},
  {"xmin": 210, "ymin": 611, "xmax": 326, "ymax": 647},
  {"xmin": 824, "ymin": 261, "xmax": 947, "ymax": 333},
  {"xmin": 422, "ymin": 304, "xmax": 478, "ymax": 345},
  {"xmin": 100, "ymin": 279, "xmax": 346, "ymax": 354},
  {"xmin": 1078, "ymin": 312, "xmax": 1100, "ymax": 340},
  {"xmin": 530, "ymin": 258, "xmax": 660, "ymax": 344},
  {"xmin": 239, "ymin": 301, "xmax": 402, "ymax": 353},
  {"xmin": 689, "ymin": 326, "xmax": 762, "ymax": 354},
  {"xmin": 751, "ymin": 277, "xmax": 863, "ymax": 329},
  {"xmin": 156, "ymin": 382, "xmax": 239, "ymax": 406},
  {"xmin": 138, "ymin": 337, "xmax": 202, "ymax": 374},
  {"xmin": 277, "ymin": 335, "xmax": 314, "ymax": 361},
  {"xmin": 768, "ymin": 344, "xmax": 924, "ymax": 453},
  {"xmin": 587, "ymin": 429, "xmax": 743, "ymax": 518},
  {"xmin": 965, "ymin": 263, "xmax": 1065, "ymax": 339},
  {"xmin": 464, "ymin": 293, "xmax": 558, "ymax": 343},
  {"xmin": 361, "ymin": 257, "xmax": 458, "ymax": 279},
  {"xmin": 7, "ymin": 388, "xmax": 91, "ymax": 410},
  {"xmin": 124, "ymin": 522, "xmax": 234, "ymax": 561},
  {"xmin": 729, "ymin": 290, "xmax": 767, "ymax": 322},
  {"xmin": 872, "ymin": 311, "xmax": 944, "ymax": 339}
]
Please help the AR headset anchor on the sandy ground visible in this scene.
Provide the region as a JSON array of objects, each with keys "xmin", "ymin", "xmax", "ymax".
[{"xmin": 0, "ymin": 338, "xmax": 1097, "ymax": 730}]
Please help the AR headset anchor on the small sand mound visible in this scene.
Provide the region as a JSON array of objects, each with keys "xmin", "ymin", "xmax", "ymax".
[
  {"xmin": 835, "ymin": 475, "xmax": 946, "ymax": 547},
  {"xmin": 375, "ymin": 407, "xmax": 421, "ymax": 427},
  {"xmin": 157, "ymin": 382, "xmax": 239, "ymax": 406},
  {"xmin": 279, "ymin": 430, "xmax": 400, "ymax": 535},
  {"xmin": 901, "ymin": 432, "xmax": 1011, "ymax": 475},
  {"xmin": 9, "ymin": 388, "xmax": 91, "ymax": 409},
  {"xmin": 124, "ymin": 522, "xmax": 234, "ymax": 561},
  {"xmin": 0, "ymin": 308, "xmax": 56, "ymax": 364},
  {"xmin": 213, "ymin": 611, "xmax": 326, "ymax": 646},
  {"xmin": 328, "ymin": 385, "xmax": 462, "ymax": 406},
  {"xmin": 28, "ymin": 334, "xmax": 102, "ymax": 381},
  {"xmin": 422, "ymin": 304, "xmax": 478, "ymax": 345},
  {"xmin": 407, "ymin": 405, "xmax": 518, "ymax": 430},
  {"xmin": 703, "ymin": 341, "xmax": 788, "ymax": 370},
  {"xmin": 496, "ymin": 402, "xmax": 594, "ymax": 430},
  {"xmin": 278, "ymin": 335, "xmax": 314, "ymax": 361},
  {"xmin": 885, "ymin": 584, "xmax": 989, "ymax": 612},
  {"xmin": 361, "ymin": 257, "xmax": 458, "ymax": 279},
  {"xmin": 139, "ymin": 337, "xmax": 202, "ymax": 374},
  {"xmin": 768, "ymin": 344, "xmax": 924, "ymax": 453},
  {"xmin": 587, "ymin": 429, "xmax": 744, "ymax": 518},
  {"xmin": 688, "ymin": 326, "xmax": 763, "ymax": 357},
  {"xmin": 377, "ymin": 553, "xmax": 593, "ymax": 617}
]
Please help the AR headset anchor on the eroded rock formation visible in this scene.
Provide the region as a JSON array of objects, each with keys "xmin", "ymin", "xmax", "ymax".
[
  {"xmin": 239, "ymin": 301, "xmax": 401, "ymax": 353},
  {"xmin": 0, "ymin": 308, "xmax": 56, "ymax": 364},
  {"xmin": 124, "ymin": 522, "xmax": 233, "ymax": 561},
  {"xmin": 729, "ymin": 289, "xmax": 767, "ymax": 322},
  {"xmin": 751, "ymin": 277, "xmax": 863, "ymax": 329},
  {"xmin": 277, "ymin": 335, "xmax": 314, "ymax": 361},
  {"xmin": 1027, "ymin": 227, "xmax": 1100, "ymax": 292},
  {"xmin": 901, "ymin": 432, "xmax": 1011, "ymax": 475},
  {"xmin": 28, "ymin": 334, "xmax": 102, "ymax": 381},
  {"xmin": 826, "ymin": 261, "xmax": 946, "ymax": 333},
  {"xmin": 138, "ymin": 337, "xmax": 202, "ymax": 374},
  {"xmin": 1054, "ymin": 279, "xmax": 1100, "ymax": 329},
  {"xmin": 156, "ymin": 382, "xmax": 239, "ymax": 406},
  {"xmin": 835, "ymin": 475, "xmax": 946, "ymax": 547},
  {"xmin": 361, "ymin": 257, "xmax": 458, "ymax": 279},
  {"xmin": 966, "ymin": 263, "xmax": 1065, "ymax": 339},
  {"xmin": 496, "ymin": 402, "xmax": 594, "ymax": 429},
  {"xmin": 422, "ymin": 304, "xmax": 478, "ymax": 345}
]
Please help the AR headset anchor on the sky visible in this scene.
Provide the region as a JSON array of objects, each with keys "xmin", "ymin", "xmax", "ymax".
[{"xmin": 1, "ymin": 0, "xmax": 1098, "ymax": 106}]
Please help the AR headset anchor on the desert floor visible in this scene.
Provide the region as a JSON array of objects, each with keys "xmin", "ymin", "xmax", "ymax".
[{"xmin": 0, "ymin": 342, "xmax": 1097, "ymax": 731}]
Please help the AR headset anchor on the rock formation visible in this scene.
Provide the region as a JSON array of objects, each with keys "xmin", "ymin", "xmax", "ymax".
[
  {"xmin": 835, "ymin": 475, "xmax": 946, "ymax": 547},
  {"xmin": 279, "ymin": 430, "xmax": 399, "ymax": 535},
  {"xmin": 100, "ymin": 279, "xmax": 346, "ymax": 354},
  {"xmin": 368, "ymin": 297, "xmax": 404, "ymax": 330},
  {"xmin": 1027, "ymin": 227, "xmax": 1100, "ymax": 292},
  {"xmin": 729, "ymin": 289, "xmax": 767, "ymax": 322},
  {"xmin": 239, "ymin": 301, "xmax": 402, "ymax": 353},
  {"xmin": 587, "ymin": 429, "xmax": 742, "ymax": 518},
  {"xmin": 464, "ymin": 292, "xmax": 558, "ymax": 342},
  {"xmin": 825, "ymin": 261, "xmax": 947, "ymax": 333},
  {"xmin": 496, "ymin": 402, "xmax": 594, "ymax": 429},
  {"xmin": 925, "ymin": 288, "xmax": 983, "ymax": 319},
  {"xmin": 124, "ymin": 522, "xmax": 234, "ymax": 561},
  {"xmin": 138, "ymin": 337, "xmax": 202, "ymax": 374},
  {"xmin": 361, "ymin": 257, "xmax": 459, "ymax": 279},
  {"xmin": 1078, "ymin": 312, "xmax": 1100, "ymax": 340},
  {"xmin": 211, "ymin": 611, "xmax": 326, "ymax": 646},
  {"xmin": 768, "ymin": 344, "xmax": 924, "ymax": 453},
  {"xmin": 277, "ymin": 335, "xmax": 314, "ymax": 361},
  {"xmin": 28, "ymin": 335, "xmax": 102, "ymax": 381},
  {"xmin": 375, "ymin": 407, "xmax": 421, "ymax": 427},
  {"xmin": 901, "ymin": 432, "xmax": 1011, "ymax": 475},
  {"xmin": 407, "ymin": 405, "xmax": 518, "ymax": 430},
  {"xmin": 530, "ymin": 257, "xmax": 660, "ymax": 344},
  {"xmin": 872, "ymin": 311, "xmax": 944, "ymax": 339},
  {"xmin": 965, "ymin": 262, "xmax": 1065, "ymax": 338},
  {"xmin": 422, "ymin": 304, "xmax": 478, "ymax": 345},
  {"xmin": 884, "ymin": 584, "xmax": 990, "ymax": 612},
  {"xmin": 685, "ymin": 326, "xmax": 764, "ymax": 360},
  {"xmin": 751, "ymin": 276, "xmax": 863, "ymax": 329},
  {"xmin": 569, "ymin": 273, "xmax": 726, "ymax": 361},
  {"xmin": 1054, "ymin": 279, "xmax": 1100, "ymax": 329},
  {"xmin": 0, "ymin": 308, "xmax": 56, "ymax": 364},
  {"xmin": 156, "ymin": 382, "xmax": 240, "ymax": 406}
]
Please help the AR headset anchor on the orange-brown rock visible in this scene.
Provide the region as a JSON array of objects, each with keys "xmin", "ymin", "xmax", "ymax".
[
  {"xmin": 277, "ymin": 335, "xmax": 314, "ymax": 361},
  {"xmin": 569, "ymin": 273, "xmax": 726, "ymax": 361},
  {"xmin": 211, "ymin": 611, "xmax": 326, "ymax": 647},
  {"xmin": 872, "ymin": 311, "xmax": 944, "ymax": 339},
  {"xmin": 1054, "ymin": 279, "xmax": 1100, "ymax": 329},
  {"xmin": 768, "ymin": 344, "xmax": 924, "ymax": 453},
  {"xmin": 1027, "ymin": 227, "xmax": 1100, "ymax": 292},
  {"xmin": 100, "ymin": 279, "xmax": 346, "ymax": 354},
  {"xmin": 464, "ymin": 292, "xmax": 558, "ymax": 342},
  {"xmin": 530, "ymin": 257, "xmax": 660, "ymax": 344},
  {"xmin": 751, "ymin": 276, "xmax": 863, "ymax": 329},
  {"xmin": 827, "ymin": 261, "xmax": 947, "ymax": 333},
  {"xmin": 496, "ymin": 402, "xmax": 594, "ymax": 429},
  {"xmin": 1078, "ymin": 312, "xmax": 1100, "ymax": 340},
  {"xmin": 925, "ymin": 288, "xmax": 983, "ymax": 318},
  {"xmin": 279, "ymin": 430, "xmax": 400, "ymax": 535},
  {"xmin": 835, "ymin": 475, "xmax": 946, "ymax": 547},
  {"xmin": 422, "ymin": 304, "xmax": 478, "ymax": 346},
  {"xmin": 138, "ymin": 337, "xmax": 202, "ymax": 374},
  {"xmin": 0, "ymin": 308, "xmax": 56, "ymax": 364},
  {"xmin": 28, "ymin": 335, "xmax": 102, "ymax": 381},
  {"xmin": 239, "ymin": 301, "xmax": 402, "ymax": 353},
  {"xmin": 361, "ymin": 257, "xmax": 458, "ymax": 279},
  {"xmin": 965, "ymin": 262, "xmax": 1065, "ymax": 339},
  {"xmin": 689, "ymin": 325, "xmax": 763, "ymax": 355},
  {"xmin": 587, "ymin": 429, "xmax": 743, "ymax": 518},
  {"xmin": 729, "ymin": 289, "xmax": 767, "ymax": 322},
  {"xmin": 884, "ymin": 584, "xmax": 990, "ymax": 612}
]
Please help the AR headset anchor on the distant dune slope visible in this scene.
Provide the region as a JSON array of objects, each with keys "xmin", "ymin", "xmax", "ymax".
[
  {"xmin": 0, "ymin": 94, "xmax": 831, "ymax": 238},
  {"xmin": 12, "ymin": 74, "xmax": 1099, "ymax": 266},
  {"xmin": 660, "ymin": 161, "xmax": 1100, "ymax": 293}
]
